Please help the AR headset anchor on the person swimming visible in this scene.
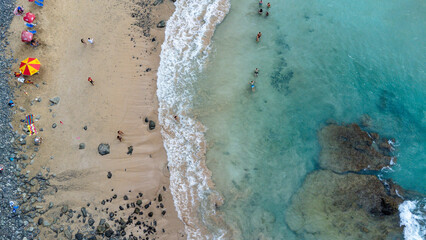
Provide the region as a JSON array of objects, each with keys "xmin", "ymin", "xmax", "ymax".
[{"xmin": 250, "ymin": 80, "xmax": 256, "ymax": 92}]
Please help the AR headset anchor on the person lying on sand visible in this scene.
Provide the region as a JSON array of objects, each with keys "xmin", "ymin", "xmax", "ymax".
[
  {"xmin": 118, "ymin": 130, "xmax": 124, "ymax": 135},
  {"xmin": 30, "ymin": 39, "xmax": 39, "ymax": 47},
  {"xmin": 117, "ymin": 135, "xmax": 123, "ymax": 142}
]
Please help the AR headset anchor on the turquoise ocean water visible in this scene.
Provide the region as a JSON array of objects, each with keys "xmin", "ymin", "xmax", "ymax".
[
  {"xmin": 157, "ymin": 0, "xmax": 425, "ymax": 239},
  {"xmin": 190, "ymin": 0, "xmax": 425, "ymax": 239}
]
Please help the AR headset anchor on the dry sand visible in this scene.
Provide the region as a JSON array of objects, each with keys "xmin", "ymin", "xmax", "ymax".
[{"xmin": 8, "ymin": 0, "xmax": 185, "ymax": 239}]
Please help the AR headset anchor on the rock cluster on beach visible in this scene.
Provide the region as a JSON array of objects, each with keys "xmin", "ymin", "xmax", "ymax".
[
  {"xmin": 31, "ymin": 186, "xmax": 171, "ymax": 239},
  {"xmin": 0, "ymin": 1, "xmax": 34, "ymax": 238},
  {"xmin": 286, "ymin": 123, "xmax": 404, "ymax": 239}
]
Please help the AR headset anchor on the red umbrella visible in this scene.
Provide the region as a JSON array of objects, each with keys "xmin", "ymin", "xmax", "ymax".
[
  {"xmin": 21, "ymin": 31, "xmax": 33, "ymax": 42},
  {"xmin": 23, "ymin": 12, "xmax": 35, "ymax": 23}
]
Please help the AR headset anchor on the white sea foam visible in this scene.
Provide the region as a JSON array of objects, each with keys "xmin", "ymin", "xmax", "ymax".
[
  {"xmin": 156, "ymin": 0, "xmax": 230, "ymax": 239},
  {"xmin": 399, "ymin": 200, "xmax": 426, "ymax": 240}
]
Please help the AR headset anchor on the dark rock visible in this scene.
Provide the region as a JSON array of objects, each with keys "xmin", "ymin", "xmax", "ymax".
[
  {"xmin": 37, "ymin": 217, "xmax": 43, "ymax": 225},
  {"xmin": 136, "ymin": 200, "xmax": 142, "ymax": 206},
  {"xmin": 49, "ymin": 96, "xmax": 61, "ymax": 105},
  {"xmin": 107, "ymin": 171, "xmax": 112, "ymax": 179},
  {"xmin": 149, "ymin": 120, "xmax": 155, "ymax": 130},
  {"xmin": 75, "ymin": 232, "xmax": 83, "ymax": 240},
  {"xmin": 319, "ymin": 124, "xmax": 395, "ymax": 172},
  {"xmin": 124, "ymin": 195, "xmax": 128, "ymax": 200},
  {"xmin": 88, "ymin": 218, "xmax": 95, "ymax": 226},
  {"xmin": 134, "ymin": 208, "xmax": 140, "ymax": 214},
  {"xmin": 52, "ymin": 123, "xmax": 57, "ymax": 128},
  {"xmin": 144, "ymin": 117, "xmax": 149, "ymax": 123},
  {"xmin": 98, "ymin": 143, "xmax": 110, "ymax": 156},
  {"xmin": 105, "ymin": 229, "xmax": 114, "ymax": 237},
  {"xmin": 161, "ymin": 210, "xmax": 166, "ymax": 216},
  {"xmin": 79, "ymin": 143, "xmax": 85, "ymax": 149},
  {"xmin": 153, "ymin": 0, "xmax": 163, "ymax": 5},
  {"xmin": 158, "ymin": 194, "xmax": 163, "ymax": 202},
  {"xmin": 127, "ymin": 146, "xmax": 133, "ymax": 155},
  {"xmin": 96, "ymin": 224, "xmax": 106, "ymax": 234},
  {"xmin": 61, "ymin": 205, "xmax": 68, "ymax": 214},
  {"xmin": 157, "ymin": 20, "xmax": 166, "ymax": 28},
  {"xmin": 148, "ymin": 212, "xmax": 153, "ymax": 217},
  {"xmin": 83, "ymin": 125, "xmax": 87, "ymax": 130},
  {"xmin": 119, "ymin": 206, "xmax": 124, "ymax": 211},
  {"xmin": 81, "ymin": 207, "xmax": 87, "ymax": 217}
]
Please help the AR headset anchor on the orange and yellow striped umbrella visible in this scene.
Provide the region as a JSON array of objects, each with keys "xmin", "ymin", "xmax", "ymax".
[{"xmin": 19, "ymin": 58, "xmax": 41, "ymax": 76}]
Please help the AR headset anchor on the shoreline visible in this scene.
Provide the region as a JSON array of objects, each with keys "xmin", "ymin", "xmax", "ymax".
[{"xmin": 5, "ymin": 0, "xmax": 185, "ymax": 239}]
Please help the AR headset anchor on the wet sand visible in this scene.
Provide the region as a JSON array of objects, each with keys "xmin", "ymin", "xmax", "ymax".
[{"xmin": 7, "ymin": 0, "xmax": 185, "ymax": 238}]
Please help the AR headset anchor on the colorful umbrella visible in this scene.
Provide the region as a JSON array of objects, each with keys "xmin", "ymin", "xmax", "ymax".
[
  {"xmin": 21, "ymin": 31, "xmax": 33, "ymax": 42},
  {"xmin": 23, "ymin": 12, "xmax": 35, "ymax": 23},
  {"xmin": 19, "ymin": 58, "xmax": 41, "ymax": 76}
]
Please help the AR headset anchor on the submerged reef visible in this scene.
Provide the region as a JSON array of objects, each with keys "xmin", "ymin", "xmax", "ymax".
[
  {"xmin": 319, "ymin": 123, "xmax": 395, "ymax": 172},
  {"xmin": 286, "ymin": 123, "xmax": 404, "ymax": 240}
]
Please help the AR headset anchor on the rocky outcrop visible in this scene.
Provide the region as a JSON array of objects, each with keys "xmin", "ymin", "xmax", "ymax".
[
  {"xmin": 319, "ymin": 123, "xmax": 395, "ymax": 172},
  {"xmin": 286, "ymin": 170, "xmax": 403, "ymax": 240},
  {"xmin": 286, "ymin": 123, "xmax": 404, "ymax": 239}
]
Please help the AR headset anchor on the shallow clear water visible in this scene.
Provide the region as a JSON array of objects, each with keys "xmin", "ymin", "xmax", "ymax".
[{"xmin": 191, "ymin": 0, "xmax": 426, "ymax": 239}]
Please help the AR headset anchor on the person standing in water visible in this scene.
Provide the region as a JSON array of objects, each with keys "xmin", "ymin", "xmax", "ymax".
[
  {"xmin": 250, "ymin": 80, "xmax": 256, "ymax": 92},
  {"xmin": 259, "ymin": 0, "xmax": 263, "ymax": 7},
  {"xmin": 254, "ymin": 68, "xmax": 259, "ymax": 77},
  {"xmin": 256, "ymin": 32, "xmax": 262, "ymax": 42},
  {"xmin": 267, "ymin": 2, "xmax": 271, "ymax": 8}
]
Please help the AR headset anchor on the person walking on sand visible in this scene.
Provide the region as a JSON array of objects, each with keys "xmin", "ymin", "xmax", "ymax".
[
  {"xmin": 87, "ymin": 38, "xmax": 94, "ymax": 44},
  {"xmin": 256, "ymin": 32, "xmax": 262, "ymax": 42},
  {"xmin": 254, "ymin": 68, "xmax": 259, "ymax": 77},
  {"xmin": 88, "ymin": 77, "xmax": 94, "ymax": 86},
  {"xmin": 250, "ymin": 80, "xmax": 256, "ymax": 92},
  {"xmin": 117, "ymin": 135, "xmax": 123, "ymax": 142},
  {"xmin": 259, "ymin": 0, "xmax": 263, "ymax": 7}
]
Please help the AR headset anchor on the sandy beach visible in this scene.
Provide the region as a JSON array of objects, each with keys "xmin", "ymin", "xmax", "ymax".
[{"xmin": 7, "ymin": 0, "xmax": 185, "ymax": 239}]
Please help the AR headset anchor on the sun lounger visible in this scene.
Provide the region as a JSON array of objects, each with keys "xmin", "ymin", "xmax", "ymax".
[
  {"xmin": 34, "ymin": 1, "xmax": 43, "ymax": 7},
  {"xmin": 25, "ymin": 23, "xmax": 36, "ymax": 28}
]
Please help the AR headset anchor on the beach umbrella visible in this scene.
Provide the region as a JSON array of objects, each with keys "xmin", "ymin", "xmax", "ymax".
[
  {"xmin": 23, "ymin": 12, "xmax": 35, "ymax": 23},
  {"xmin": 13, "ymin": 6, "xmax": 24, "ymax": 16},
  {"xmin": 19, "ymin": 58, "xmax": 41, "ymax": 76},
  {"xmin": 21, "ymin": 31, "xmax": 33, "ymax": 42}
]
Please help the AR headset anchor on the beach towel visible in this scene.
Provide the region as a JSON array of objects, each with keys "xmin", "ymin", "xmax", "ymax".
[
  {"xmin": 27, "ymin": 124, "xmax": 37, "ymax": 136},
  {"xmin": 26, "ymin": 114, "xmax": 34, "ymax": 125}
]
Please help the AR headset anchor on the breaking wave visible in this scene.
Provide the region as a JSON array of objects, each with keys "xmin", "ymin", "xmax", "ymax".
[{"xmin": 156, "ymin": 0, "xmax": 230, "ymax": 239}]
